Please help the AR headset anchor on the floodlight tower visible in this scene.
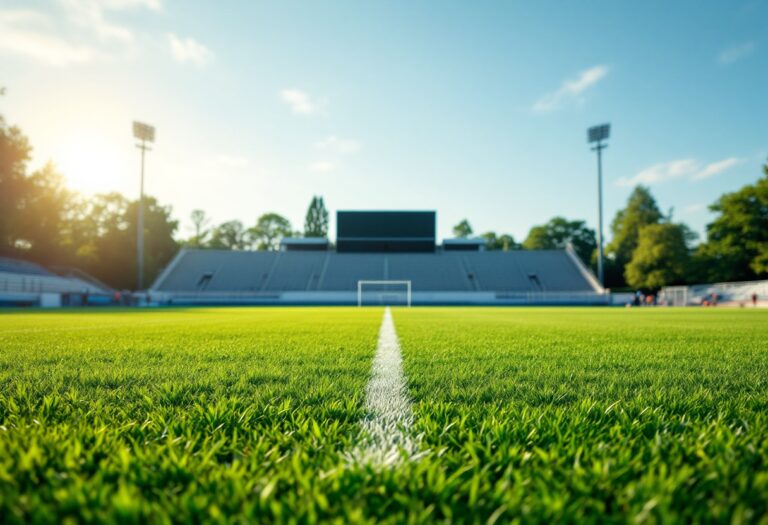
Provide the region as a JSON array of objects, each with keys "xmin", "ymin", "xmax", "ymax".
[
  {"xmin": 132, "ymin": 121, "xmax": 155, "ymax": 290},
  {"xmin": 587, "ymin": 123, "xmax": 610, "ymax": 288}
]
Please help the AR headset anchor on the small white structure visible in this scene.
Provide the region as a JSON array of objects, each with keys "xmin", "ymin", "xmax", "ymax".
[
  {"xmin": 661, "ymin": 279, "xmax": 768, "ymax": 307},
  {"xmin": 358, "ymin": 280, "xmax": 412, "ymax": 307}
]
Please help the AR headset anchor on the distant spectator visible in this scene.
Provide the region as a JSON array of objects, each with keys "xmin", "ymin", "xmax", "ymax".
[
  {"xmin": 753, "ymin": 293, "xmax": 759, "ymax": 307},
  {"xmin": 710, "ymin": 292, "xmax": 718, "ymax": 307}
]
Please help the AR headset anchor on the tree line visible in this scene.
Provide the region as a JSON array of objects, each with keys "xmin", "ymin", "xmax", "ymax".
[
  {"xmin": 2, "ymin": 104, "xmax": 766, "ymax": 291},
  {"xmin": 452, "ymin": 169, "xmax": 768, "ymax": 290}
]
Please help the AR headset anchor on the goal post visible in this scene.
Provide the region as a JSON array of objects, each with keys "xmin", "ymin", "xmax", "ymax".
[{"xmin": 357, "ymin": 280, "xmax": 412, "ymax": 307}]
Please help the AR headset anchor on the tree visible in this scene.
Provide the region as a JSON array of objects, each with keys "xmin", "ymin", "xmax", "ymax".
[
  {"xmin": 625, "ymin": 223, "xmax": 694, "ymax": 290},
  {"xmin": 304, "ymin": 196, "xmax": 329, "ymax": 237},
  {"xmin": 208, "ymin": 220, "xmax": 247, "ymax": 250},
  {"xmin": 522, "ymin": 216, "xmax": 596, "ymax": 264},
  {"xmin": 606, "ymin": 186, "xmax": 663, "ymax": 269},
  {"xmin": 187, "ymin": 209, "xmax": 211, "ymax": 247},
  {"xmin": 453, "ymin": 219, "xmax": 473, "ymax": 238},
  {"xmin": 59, "ymin": 193, "xmax": 178, "ymax": 290},
  {"xmin": 0, "ymin": 105, "xmax": 33, "ymax": 256},
  {"xmin": 247, "ymin": 213, "xmax": 292, "ymax": 250},
  {"xmin": 481, "ymin": 232, "xmax": 520, "ymax": 251},
  {"xmin": 695, "ymin": 161, "xmax": 768, "ymax": 282},
  {"xmin": 13, "ymin": 162, "xmax": 73, "ymax": 266}
]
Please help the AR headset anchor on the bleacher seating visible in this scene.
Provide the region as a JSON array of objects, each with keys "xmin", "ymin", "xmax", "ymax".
[
  {"xmin": 0, "ymin": 257, "xmax": 112, "ymax": 307},
  {"xmin": 152, "ymin": 248, "xmax": 599, "ymax": 300},
  {"xmin": 0, "ymin": 256, "xmax": 53, "ymax": 276}
]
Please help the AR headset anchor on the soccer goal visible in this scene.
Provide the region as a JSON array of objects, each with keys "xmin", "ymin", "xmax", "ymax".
[{"xmin": 357, "ymin": 280, "xmax": 412, "ymax": 307}]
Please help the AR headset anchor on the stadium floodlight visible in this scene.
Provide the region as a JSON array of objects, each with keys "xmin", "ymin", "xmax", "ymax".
[
  {"xmin": 358, "ymin": 280, "xmax": 412, "ymax": 307},
  {"xmin": 132, "ymin": 121, "xmax": 155, "ymax": 291},
  {"xmin": 587, "ymin": 123, "xmax": 610, "ymax": 288}
]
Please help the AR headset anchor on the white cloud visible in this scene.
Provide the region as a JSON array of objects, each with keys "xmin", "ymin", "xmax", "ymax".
[
  {"xmin": 98, "ymin": 0, "xmax": 161, "ymax": 10},
  {"xmin": 315, "ymin": 135, "xmax": 360, "ymax": 154},
  {"xmin": 617, "ymin": 157, "xmax": 743, "ymax": 187},
  {"xmin": 280, "ymin": 88, "xmax": 322, "ymax": 114},
  {"xmin": 532, "ymin": 65, "xmax": 608, "ymax": 112},
  {"xmin": 718, "ymin": 42, "xmax": 755, "ymax": 65},
  {"xmin": 59, "ymin": 0, "xmax": 160, "ymax": 44},
  {"xmin": 617, "ymin": 159, "xmax": 698, "ymax": 187},
  {"xmin": 682, "ymin": 203, "xmax": 707, "ymax": 215},
  {"xmin": 167, "ymin": 33, "xmax": 214, "ymax": 67},
  {"xmin": 692, "ymin": 157, "xmax": 742, "ymax": 180},
  {"xmin": 0, "ymin": 0, "xmax": 161, "ymax": 66},
  {"xmin": 308, "ymin": 161, "xmax": 335, "ymax": 173},
  {"xmin": 0, "ymin": 10, "xmax": 96, "ymax": 66}
]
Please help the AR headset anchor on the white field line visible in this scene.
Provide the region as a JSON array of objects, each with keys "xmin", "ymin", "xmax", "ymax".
[{"xmin": 348, "ymin": 307, "xmax": 422, "ymax": 467}]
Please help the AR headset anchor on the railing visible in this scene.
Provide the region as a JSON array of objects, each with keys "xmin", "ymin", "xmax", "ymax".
[{"xmin": 495, "ymin": 291, "xmax": 610, "ymax": 304}]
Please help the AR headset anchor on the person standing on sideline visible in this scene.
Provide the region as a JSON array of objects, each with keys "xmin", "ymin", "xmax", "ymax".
[{"xmin": 753, "ymin": 292, "xmax": 759, "ymax": 307}]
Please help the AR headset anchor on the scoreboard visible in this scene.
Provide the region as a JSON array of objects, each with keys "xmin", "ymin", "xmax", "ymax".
[{"xmin": 336, "ymin": 211, "xmax": 436, "ymax": 253}]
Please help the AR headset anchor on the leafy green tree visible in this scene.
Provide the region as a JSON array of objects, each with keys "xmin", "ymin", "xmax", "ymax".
[
  {"xmin": 522, "ymin": 216, "xmax": 596, "ymax": 264},
  {"xmin": 187, "ymin": 209, "xmax": 211, "ymax": 247},
  {"xmin": 304, "ymin": 196, "xmax": 329, "ymax": 237},
  {"xmin": 606, "ymin": 186, "xmax": 664, "ymax": 286},
  {"xmin": 0, "ymin": 105, "xmax": 32, "ymax": 255},
  {"xmin": 695, "ymin": 162, "xmax": 768, "ymax": 282},
  {"xmin": 14, "ymin": 163, "xmax": 74, "ymax": 266},
  {"xmin": 453, "ymin": 219, "xmax": 473, "ymax": 238},
  {"xmin": 481, "ymin": 232, "xmax": 520, "ymax": 251},
  {"xmin": 60, "ymin": 193, "xmax": 178, "ymax": 289},
  {"xmin": 248, "ymin": 213, "xmax": 292, "ymax": 250},
  {"xmin": 208, "ymin": 220, "xmax": 247, "ymax": 250},
  {"xmin": 625, "ymin": 223, "xmax": 695, "ymax": 290}
]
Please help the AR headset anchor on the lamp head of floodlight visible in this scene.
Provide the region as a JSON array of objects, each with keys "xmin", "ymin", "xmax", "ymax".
[
  {"xmin": 132, "ymin": 121, "xmax": 155, "ymax": 143},
  {"xmin": 588, "ymin": 123, "xmax": 610, "ymax": 143}
]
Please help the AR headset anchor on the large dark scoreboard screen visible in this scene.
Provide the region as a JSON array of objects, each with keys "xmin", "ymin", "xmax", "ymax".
[{"xmin": 336, "ymin": 211, "xmax": 436, "ymax": 252}]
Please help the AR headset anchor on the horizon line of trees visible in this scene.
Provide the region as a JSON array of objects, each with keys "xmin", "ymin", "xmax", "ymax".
[
  {"xmin": 2, "ymin": 101, "xmax": 766, "ymax": 291},
  {"xmin": 451, "ymin": 169, "xmax": 768, "ymax": 290}
]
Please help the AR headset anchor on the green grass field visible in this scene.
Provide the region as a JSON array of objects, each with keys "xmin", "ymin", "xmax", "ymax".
[{"xmin": 1, "ymin": 307, "xmax": 767, "ymax": 523}]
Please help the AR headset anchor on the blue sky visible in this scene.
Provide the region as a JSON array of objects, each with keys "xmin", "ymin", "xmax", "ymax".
[{"xmin": 1, "ymin": 0, "xmax": 766, "ymax": 243}]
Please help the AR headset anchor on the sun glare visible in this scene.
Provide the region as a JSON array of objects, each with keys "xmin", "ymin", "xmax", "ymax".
[{"xmin": 55, "ymin": 131, "xmax": 125, "ymax": 195}]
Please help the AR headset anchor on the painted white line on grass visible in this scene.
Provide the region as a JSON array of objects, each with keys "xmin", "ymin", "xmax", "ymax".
[{"xmin": 348, "ymin": 307, "xmax": 421, "ymax": 467}]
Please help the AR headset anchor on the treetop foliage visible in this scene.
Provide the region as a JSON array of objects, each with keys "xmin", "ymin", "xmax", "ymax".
[
  {"xmin": 304, "ymin": 196, "xmax": 329, "ymax": 238},
  {"xmin": 523, "ymin": 216, "xmax": 597, "ymax": 265}
]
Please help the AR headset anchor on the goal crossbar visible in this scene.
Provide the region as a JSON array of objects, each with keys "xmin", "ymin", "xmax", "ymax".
[{"xmin": 357, "ymin": 280, "xmax": 412, "ymax": 307}]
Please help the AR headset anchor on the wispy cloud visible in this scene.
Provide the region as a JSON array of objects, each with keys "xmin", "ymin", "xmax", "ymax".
[
  {"xmin": 617, "ymin": 159, "xmax": 698, "ymax": 187},
  {"xmin": 315, "ymin": 135, "xmax": 360, "ymax": 154},
  {"xmin": 692, "ymin": 157, "xmax": 742, "ymax": 180},
  {"xmin": 718, "ymin": 42, "xmax": 755, "ymax": 65},
  {"xmin": 682, "ymin": 203, "xmax": 707, "ymax": 215},
  {"xmin": 0, "ymin": 0, "xmax": 160, "ymax": 66},
  {"xmin": 59, "ymin": 0, "xmax": 136, "ymax": 43},
  {"xmin": 308, "ymin": 161, "xmax": 335, "ymax": 173},
  {"xmin": 617, "ymin": 157, "xmax": 743, "ymax": 187},
  {"xmin": 280, "ymin": 88, "xmax": 323, "ymax": 115},
  {"xmin": 532, "ymin": 65, "xmax": 608, "ymax": 112},
  {"xmin": 167, "ymin": 33, "xmax": 214, "ymax": 67},
  {"xmin": 0, "ymin": 10, "xmax": 96, "ymax": 66}
]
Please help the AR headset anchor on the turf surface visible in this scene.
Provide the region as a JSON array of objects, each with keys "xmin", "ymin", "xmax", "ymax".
[{"xmin": 1, "ymin": 307, "xmax": 767, "ymax": 523}]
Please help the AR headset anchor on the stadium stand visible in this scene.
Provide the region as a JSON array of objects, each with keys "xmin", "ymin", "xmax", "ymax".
[
  {"xmin": 151, "ymin": 246, "xmax": 605, "ymax": 305},
  {"xmin": 151, "ymin": 210, "xmax": 606, "ymax": 305},
  {"xmin": 0, "ymin": 256, "xmax": 112, "ymax": 307}
]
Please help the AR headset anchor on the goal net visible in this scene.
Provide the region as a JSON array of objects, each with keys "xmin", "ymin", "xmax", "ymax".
[{"xmin": 357, "ymin": 280, "xmax": 412, "ymax": 307}]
